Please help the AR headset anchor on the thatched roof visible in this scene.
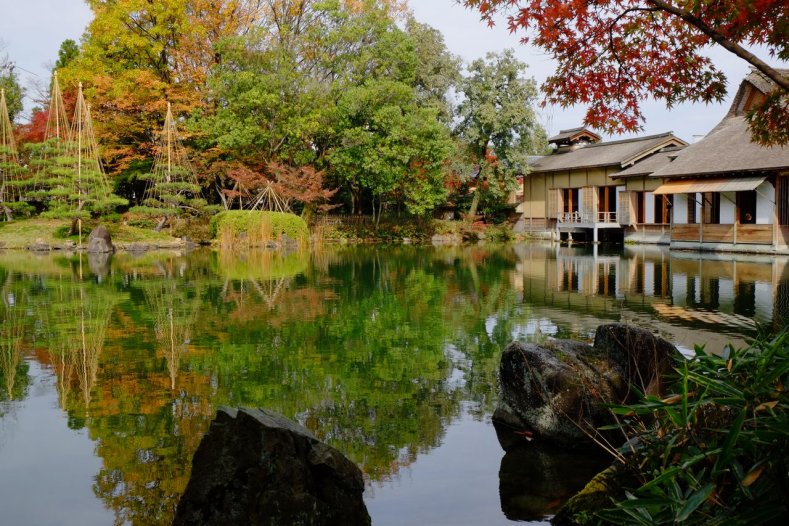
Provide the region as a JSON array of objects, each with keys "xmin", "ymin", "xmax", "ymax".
[
  {"xmin": 611, "ymin": 147, "xmax": 684, "ymax": 179},
  {"xmin": 651, "ymin": 68, "xmax": 789, "ymax": 179},
  {"xmin": 650, "ymin": 117, "xmax": 789, "ymax": 178},
  {"xmin": 530, "ymin": 132, "xmax": 686, "ymax": 174}
]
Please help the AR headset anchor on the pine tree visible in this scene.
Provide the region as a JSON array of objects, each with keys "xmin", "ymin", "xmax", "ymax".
[
  {"xmin": 132, "ymin": 102, "xmax": 205, "ymax": 231},
  {"xmin": 40, "ymin": 82, "xmax": 127, "ymax": 236},
  {"xmin": 0, "ymin": 88, "xmax": 31, "ymax": 220},
  {"xmin": 26, "ymin": 71, "xmax": 71, "ymax": 209}
]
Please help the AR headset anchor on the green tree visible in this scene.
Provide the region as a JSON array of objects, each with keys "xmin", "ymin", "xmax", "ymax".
[
  {"xmin": 404, "ymin": 16, "xmax": 461, "ymax": 123},
  {"xmin": 59, "ymin": 0, "xmax": 261, "ymax": 175},
  {"xmin": 0, "ymin": 88, "xmax": 31, "ymax": 220},
  {"xmin": 40, "ymin": 84, "xmax": 127, "ymax": 235},
  {"xmin": 196, "ymin": 33, "xmax": 329, "ymax": 167},
  {"xmin": 55, "ymin": 39, "xmax": 80, "ymax": 71},
  {"xmin": 133, "ymin": 103, "xmax": 206, "ymax": 231},
  {"xmin": 321, "ymin": 1, "xmax": 453, "ymax": 219},
  {"xmin": 0, "ymin": 48, "xmax": 23, "ymax": 124},
  {"xmin": 455, "ymin": 50, "xmax": 547, "ymax": 219},
  {"xmin": 329, "ymin": 80, "xmax": 452, "ymax": 222}
]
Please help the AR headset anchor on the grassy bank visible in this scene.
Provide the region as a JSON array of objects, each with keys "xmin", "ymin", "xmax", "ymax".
[{"xmin": 0, "ymin": 218, "xmax": 184, "ymax": 249}]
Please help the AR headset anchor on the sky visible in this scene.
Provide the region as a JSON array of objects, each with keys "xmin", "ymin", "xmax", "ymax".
[{"xmin": 0, "ymin": 0, "xmax": 785, "ymax": 142}]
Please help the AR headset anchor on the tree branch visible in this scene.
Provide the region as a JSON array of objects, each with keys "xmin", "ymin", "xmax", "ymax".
[{"xmin": 647, "ymin": 0, "xmax": 789, "ymax": 92}]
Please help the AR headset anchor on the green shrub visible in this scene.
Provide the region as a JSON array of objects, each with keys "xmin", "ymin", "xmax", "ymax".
[
  {"xmin": 209, "ymin": 210, "xmax": 308, "ymax": 244},
  {"xmin": 484, "ymin": 223, "xmax": 514, "ymax": 242},
  {"xmin": 590, "ymin": 331, "xmax": 789, "ymax": 525}
]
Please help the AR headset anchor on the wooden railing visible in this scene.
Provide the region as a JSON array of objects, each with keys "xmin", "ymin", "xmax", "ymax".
[
  {"xmin": 736, "ymin": 224, "xmax": 773, "ymax": 244},
  {"xmin": 597, "ymin": 211, "xmax": 617, "ymax": 223},
  {"xmin": 558, "ymin": 211, "xmax": 618, "ymax": 224},
  {"xmin": 671, "ymin": 223, "xmax": 775, "ymax": 245},
  {"xmin": 558, "ymin": 211, "xmax": 582, "ymax": 223},
  {"xmin": 671, "ymin": 224, "xmax": 701, "ymax": 241}
]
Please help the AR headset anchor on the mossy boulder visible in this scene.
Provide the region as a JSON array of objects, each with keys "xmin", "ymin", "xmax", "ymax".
[{"xmin": 495, "ymin": 324, "xmax": 679, "ymax": 448}]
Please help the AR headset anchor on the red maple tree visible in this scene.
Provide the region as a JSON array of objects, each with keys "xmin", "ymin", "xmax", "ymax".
[{"xmin": 461, "ymin": 0, "xmax": 788, "ymax": 144}]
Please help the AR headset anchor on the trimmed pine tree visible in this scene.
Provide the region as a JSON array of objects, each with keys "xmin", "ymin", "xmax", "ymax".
[
  {"xmin": 39, "ymin": 82, "xmax": 127, "ymax": 237},
  {"xmin": 132, "ymin": 102, "xmax": 205, "ymax": 231},
  {"xmin": 0, "ymin": 88, "xmax": 32, "ymax": 220}
]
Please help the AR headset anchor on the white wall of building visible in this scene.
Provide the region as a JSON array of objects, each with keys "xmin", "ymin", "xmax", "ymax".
[
  {"xmin": 674, "ymin": 193, "xmax": 688, "ymax": 224},
  {"xmin": 755, "ymin": 181, "xmax": 775, "ymax": 224},
  {"xmin": 645, "ymin": 192, "xmax": 655, "ymax": 223},
  {"xmin": 720, "ymin": 192, "xmax": 736, "ymax": 224}
]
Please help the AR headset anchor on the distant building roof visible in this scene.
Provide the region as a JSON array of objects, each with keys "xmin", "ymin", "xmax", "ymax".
[
  {"xmin": 548, "ymin": 126, "xmax": 602, "ymax": 146},
  {"xmin": 611, "ymin": 146, "xmax": 684, "ymax": 178},
  {"xmin": 652, "ymin": 69, "xmax": 789, "ymax": 179},
  {"xmin": 530, "ymin": 132, "xmax": 687, "ymax": 174}
]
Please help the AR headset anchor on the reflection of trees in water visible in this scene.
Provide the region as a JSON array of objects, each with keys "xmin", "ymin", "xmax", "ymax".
[
  {"xmin": 145, "ymin": 280, "xmax": 199, "ymax": 390},
  {"xmin": 0, "ymin": 305, "xmax": 25, "ymax": 400},
  {"xmin": 47, "ymin": 280, "xmax": 114, "ymax": 411}
]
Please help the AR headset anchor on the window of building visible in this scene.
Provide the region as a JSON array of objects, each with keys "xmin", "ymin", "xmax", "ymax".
[
  {"xmin": 634, "ymin": 191, "xmax": 645, "ymax": 223},
  {"xmin": 737, "ymin": 190, "xmax": 757, "ymax": 224},
  {"xmin": 597, "ymin": 186, "xmax": 619, "ymax": 223},
  {"xmin": 778, "ymin": 177, "xmax": 789, "ymax": 226},
  {"xmin": 563, "ymin": 188, "xmax": 579, "ymax": 214},
  {"xmin": 654, "ymin": 195, "xmax": 673, "ymax": 224}
]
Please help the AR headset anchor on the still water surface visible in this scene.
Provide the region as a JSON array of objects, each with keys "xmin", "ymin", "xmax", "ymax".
[{"xmin": 0, "ymin": 244, "xmax": 787, "ymax": 525}]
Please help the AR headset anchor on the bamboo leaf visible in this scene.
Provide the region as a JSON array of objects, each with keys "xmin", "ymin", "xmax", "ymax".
[{"xmin": 676, "ymin": 483, "xmax": 715, "ymax": 522}]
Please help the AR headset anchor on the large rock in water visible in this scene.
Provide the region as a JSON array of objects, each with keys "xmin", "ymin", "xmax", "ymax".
[
  {"xmin": 87, "ymin": 225, "xmax": 114, "ymax": 253},
  {"xmin": 495, "ymin": 324, "xmax": 678, "ymax": 447},
  {"xmin": 174, "ymin": 407, "xmax": 371, "ymax": 526}
]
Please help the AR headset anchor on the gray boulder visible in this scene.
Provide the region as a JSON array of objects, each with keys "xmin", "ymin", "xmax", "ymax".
[
  {"xmin": 495, "ymin": 324, "xmax": 678, "ymax": 447},
  {"xmin": 27, "ymin": 238, "xmax": 51, "ymax": 252},
  {"xmin": 87, "ymin": 225, "xmax": 114, "ymax": 253},
  {"xmin": 174, "ymin": 407, "xmax": 371, "ymax": 526}
]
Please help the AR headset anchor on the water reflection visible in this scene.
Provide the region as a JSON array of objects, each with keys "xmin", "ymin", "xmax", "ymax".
[
  {"xmin": 514, "ymin": 244, "xmax": 787, "ymax": 351},
  {"xmin": 0, "ymin": 244, "xmax": 786, "ymax": 525}
]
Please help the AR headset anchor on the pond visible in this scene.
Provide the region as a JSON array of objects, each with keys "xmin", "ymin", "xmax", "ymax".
[{"xmin": 0, "ymin": 244, "xmax": 787, "ymax": 525}]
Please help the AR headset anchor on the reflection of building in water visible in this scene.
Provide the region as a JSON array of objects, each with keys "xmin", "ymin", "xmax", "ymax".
[{"xmin": 511, "ymin": 244, "xmax": 789, "ymax": 350}]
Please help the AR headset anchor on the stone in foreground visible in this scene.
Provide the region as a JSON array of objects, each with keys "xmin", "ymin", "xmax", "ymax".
[
  {"xmin": 174, "ymin": 407, "xmax": 371, "ymax": 526},
  {"xmin": 495, "ymin": 324, "xmax": 678, "ymax": 447}
]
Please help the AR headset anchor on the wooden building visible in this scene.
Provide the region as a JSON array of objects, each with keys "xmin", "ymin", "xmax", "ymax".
[
  {"xmin": 521, "ymin": 128, "xmax": 687, "ymax": 241},
  {"xmin": 627, "ymin": 68, "xmax": 789, "ymax": 254}
]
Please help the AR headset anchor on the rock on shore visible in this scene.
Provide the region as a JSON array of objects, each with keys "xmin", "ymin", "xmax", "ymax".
[
  {"xmin": 174, "ymin": 407, "xmax": 371, "ymax": 526},
  {"xmin": 494, "ymin": 324, "xmax": 679, "ymax": 447}
]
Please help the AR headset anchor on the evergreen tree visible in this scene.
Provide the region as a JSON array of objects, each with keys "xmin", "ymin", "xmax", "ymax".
[
  {"xmin": 0, "ymin": 88, "xmax": 31, "ymax": 220},
  {"xmin": 40, "ymin": 83, "xmax": 127, "ymax": 236},
  {"xmin": 132, "ymin": 102, "xmax": 205, "ymax": 231}
]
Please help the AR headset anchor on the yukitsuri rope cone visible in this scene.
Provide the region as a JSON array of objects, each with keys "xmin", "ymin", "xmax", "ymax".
[
  {"xmin": 0, "ymin": 88, "xmax": 29, "ymax": 220},
  {"xmin": 134, "ymin": 101, "xmax": 204, "ymax": 231}
]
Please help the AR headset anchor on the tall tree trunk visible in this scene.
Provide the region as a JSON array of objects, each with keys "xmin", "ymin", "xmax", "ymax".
[{"xmin": 467, "ymin": 188, "xmax": 480, "ymax": 222}]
